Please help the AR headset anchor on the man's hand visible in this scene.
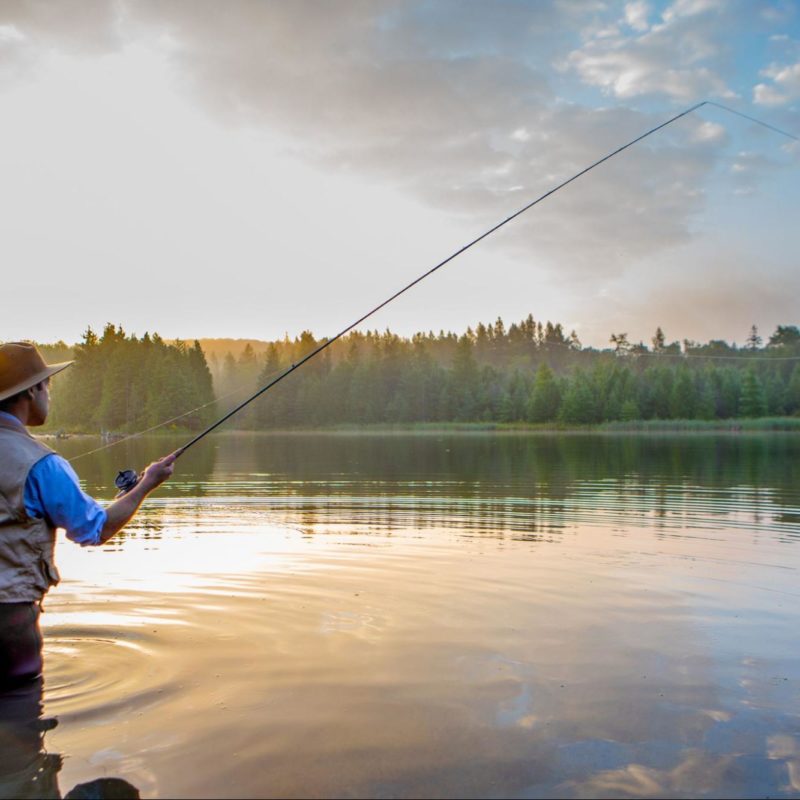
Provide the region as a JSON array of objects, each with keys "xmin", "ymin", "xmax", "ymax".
[
  {"xmin": 139, "ymin": 451, "xmax": 178, "ymax": 491},
  {"xmin": 100, "ymin": 451, "xmax": 179, "ymax": 543}
]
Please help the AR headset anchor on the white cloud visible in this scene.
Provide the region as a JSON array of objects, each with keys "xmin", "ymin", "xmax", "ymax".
[
  {"xmin": 692, "ymin": 120, "xmax": 726, "ymax": 142},
  {"xmin": 754, "ymin": 60, "xmax": 800, "ymax": 106},
  {"xmin": 661, "ymin": 0, "xmax": 724, "ymax": 23},
  {"xmin": 568, "ymin": 47, "xmax": 729, "ymax": 101},
  {"xmin": 764, "ymin": 61, "xmax": 800, "ymax": 86},
  {"xmin": 754, "ymin": 82, "xmax": 788, "ymax": 106},
  {"xmin": 624, "ymin": 2, "xmax": 651, "ymax": 32},
  {"xmin": 566, "ymin": 0, "xmax": 734, "ymax": 102}
]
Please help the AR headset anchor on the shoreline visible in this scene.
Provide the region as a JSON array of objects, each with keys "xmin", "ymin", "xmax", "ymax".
[{"xmin": 38, "ymin": 416, "xmax": 800, "ymax": 438}]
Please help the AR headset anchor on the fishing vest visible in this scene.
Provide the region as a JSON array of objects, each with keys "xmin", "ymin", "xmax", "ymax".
[{"xmin": 0, "ymin": 417, "xmax": 60, "ymax": 602}]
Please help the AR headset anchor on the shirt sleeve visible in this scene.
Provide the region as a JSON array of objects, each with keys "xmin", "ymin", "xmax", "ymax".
[{"xmin": 24, "ymin": 454, "xmax": 108, "ymax": 546}]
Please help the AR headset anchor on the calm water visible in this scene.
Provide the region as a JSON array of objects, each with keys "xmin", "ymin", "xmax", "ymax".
[{"xmin": 3, "ymin": 432, "xmax": 800, "ymax": 799}]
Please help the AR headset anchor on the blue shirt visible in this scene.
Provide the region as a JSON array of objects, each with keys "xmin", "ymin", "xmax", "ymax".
[{"xmin": 0, "ymin": 411, "xmax": 107, "ymax": 546}]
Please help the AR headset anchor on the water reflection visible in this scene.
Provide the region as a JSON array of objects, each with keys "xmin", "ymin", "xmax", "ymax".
[
  {"xmin": 0, "ymin": 680, "xmax": 139, "ymax": 799},
  {"xmin": 57, "ymin": 431, "xmax": 800, "ymax": 496},
  {"xmin": 32, "ymin": 433, "xmax": 800, "ymax": 797},
  {"xmin": 55, "ymin": 432, "xmax": 800, "ymax": 542}
]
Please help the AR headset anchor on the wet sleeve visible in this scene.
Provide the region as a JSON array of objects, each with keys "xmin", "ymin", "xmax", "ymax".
[{"xmin": 25, "ymin": 454, "xmax": 108, "ymax": 546}]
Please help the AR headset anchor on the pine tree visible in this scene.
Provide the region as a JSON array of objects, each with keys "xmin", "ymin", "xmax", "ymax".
[
  {"xmin": 746, "ymin": 325, "xmax": 762, "ymax": 351},
  {"xmin": 650, "ymin": 367, "xmax": 674, "ymax": 419},
  {"xmin": 739, "ymin": 369, "xmax": 767, "ymax": 417},
  {"xmin": 558, "ymin": 371, "xmax": 597, "ymax": 424},
  {"xmin": 620, "ymin": 398, "xmax": 639, "ymax": 421},
  {"xmin": 670, "ymin": 369, "xmax": 697, "ymax": 419},
  {"xmin": 696, "ymin": 380, "xmax": 716, "ymax": 420}
]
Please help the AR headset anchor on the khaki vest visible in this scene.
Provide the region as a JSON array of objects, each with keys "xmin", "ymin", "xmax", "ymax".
[{"xmin": 0, "ymin": 417, "xmax": 61, "ymax": 602}]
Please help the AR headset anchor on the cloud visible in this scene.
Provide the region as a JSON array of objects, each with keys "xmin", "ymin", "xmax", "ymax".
[
  {"xmin": 0, "ymin": 0, "xmax": 121, "ymax": 84},
  {"xmin": 754, "ymin": 60, "xmax": 800, "ymax": 106},
  {"xmin": 0, "ymin": 0, "xmax": 779, "ymax": 292},
  {"xmin": 624, "ymin": 2, "xmax": 651, "ymax": 32},
  {"xmin": 115, "ymin": 1, "xmax": 730, "ymax": 279},
  {"xmin": 661, "ymin": 0, "xmax": 725, "ymax": 23},
  {"xmin": 692, "ymin": 120, "xmax": 726, "ymax": 142},
  {"xmin": 566, "ymin": 0, "xmax": 735, "ymax": 102},
  {"xmin": 565, "ymin": 751, "xmax": 742, "ymax": 799}
]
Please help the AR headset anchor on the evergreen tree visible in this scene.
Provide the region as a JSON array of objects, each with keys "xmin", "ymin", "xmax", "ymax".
[
  {"xmin": 746, "ymin": 324, "xmax": 762, "ymax": 351},
  {"xmin": 696, "ymin": 379, "xmax": 716, "ymax": 420},
  {"xmin": 559, "ymin": 371, "xmax": 597, "ymax": 424},
  {"xmin": 650, "ymin": 367, "xmax": 674, "ymax": 419},
  {"xmin": 620, "ymin": 398, "xmax": 639, "ymax": 421},
  {"xmin": 41, "ymin": 314, "xmax": 800, "ymax": 431},
  {"xmin": 739, "ymin": 369, "xmax": 767, "ymax": 417},
  {"xmin": 48, "ymin": 325, "xmax": 215, "ymax": 433},
  {"xmin": 528, "ymin": 363, "xmax": 561, "ymax": 422},
  {"xmin": 670, "ymin": 369, "xmax": 697, "ymax": 419}
]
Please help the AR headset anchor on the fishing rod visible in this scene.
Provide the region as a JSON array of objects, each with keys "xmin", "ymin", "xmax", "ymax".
[{"xmin": 114, "ymin": 100, "xmax": 798, "ymax": 495}]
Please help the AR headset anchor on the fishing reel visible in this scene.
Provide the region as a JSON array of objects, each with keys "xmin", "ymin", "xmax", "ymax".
[{"xmin": 114, "ymin": 469, "xmax": 141, "ymax": 497}]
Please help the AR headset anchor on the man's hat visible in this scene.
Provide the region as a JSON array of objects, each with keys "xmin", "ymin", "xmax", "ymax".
[{"xmin": 0, "ymin": 342, "xmax": 73, "ymax": 403}]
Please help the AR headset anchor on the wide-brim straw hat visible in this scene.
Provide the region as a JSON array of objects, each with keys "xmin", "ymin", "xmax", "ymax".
[{"xmin": 0, "ymin": 342, "xmax": 73, "ymax": 403}]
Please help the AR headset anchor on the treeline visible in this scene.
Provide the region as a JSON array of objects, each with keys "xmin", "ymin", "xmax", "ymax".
[
  {"xmin": 214, "ymin": 318, "xmax": 800, "ymax": 428},
  {"xmin": 45, "ymin": 324, "xmax": 215, "ymax": 432},
  {"xmin": 38, "ymin": 317, "xmax": 800, "ymax": 432}
]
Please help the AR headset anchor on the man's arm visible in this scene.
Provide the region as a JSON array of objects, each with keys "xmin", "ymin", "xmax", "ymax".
[
  {"xmin": 26, "ymin": 451, "xmax": 178, "ymax": 546},
  {"xmin": 98, "ymin": 452, "xmax": 177, "ymax": 543}
]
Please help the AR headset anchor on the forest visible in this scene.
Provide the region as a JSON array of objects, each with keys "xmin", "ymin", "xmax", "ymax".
[
  {"xmin": 37, "ymin": 318, "xmax": 800, "ymax": 432},
  {"xmin": 40, "ymin": 325, "xmax": 216, "ymax": 433}
]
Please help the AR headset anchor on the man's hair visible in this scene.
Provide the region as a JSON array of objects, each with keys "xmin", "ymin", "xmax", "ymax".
[{"xmin": 0, "ymin": 389, "xmax": 28, "ymax": 413}]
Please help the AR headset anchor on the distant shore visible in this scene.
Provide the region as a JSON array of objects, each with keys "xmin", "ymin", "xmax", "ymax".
[{"xmin": 38, "ymin": 416, "xmax": 800, "ymax": 439}]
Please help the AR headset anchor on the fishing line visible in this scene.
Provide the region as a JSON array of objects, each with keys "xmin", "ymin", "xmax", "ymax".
[
  {"xmin": 704, "ymin": 101, "xmax": 799, "ymax": 143},
  {"xmin": 614, "ymin": 351, "xmax": 800, "ymax": 361},
  {"xmin": 72, "ymin": 334, "xmax": 800, "ymax": 465},
  {"xmin": 527, "ymin": 337, "xmax": 800, "ymax": 361},
  {"xmin": 65, "ymin": 99, "xmax": 795, "ymax": 485},
  {"xmin": 67, "ymin": 365, "xmax": 288, "ymax": 463},
  {"xmin": 171, "ymin": 100, "xmax": 797, "ymax": 460},
  {"xmin": 170, "ymin": 102, "xmax": 704, "ymax": 459},
  {"xmin": 69, "ymin": 331, "xmax": 800, "ymax": 466}
]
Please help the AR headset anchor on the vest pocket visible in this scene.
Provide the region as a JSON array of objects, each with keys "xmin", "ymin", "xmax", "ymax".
[{"xmin": 38, "ymin": 557, "xmax": 60, "ymax": 588}]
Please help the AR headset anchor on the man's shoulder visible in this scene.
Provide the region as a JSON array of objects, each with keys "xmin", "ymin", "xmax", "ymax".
[
  {"xmin": 29, "ymin": 452, "xmax": 78, "ymax": 485},
  {"xmin": 0, "ymin": 424, "xmax": 55, "ymax": 467}
]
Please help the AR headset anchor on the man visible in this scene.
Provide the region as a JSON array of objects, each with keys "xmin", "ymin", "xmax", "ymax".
[{"xmin": 0, "ymin": 341, "xmax": 176, "ymax": 686}]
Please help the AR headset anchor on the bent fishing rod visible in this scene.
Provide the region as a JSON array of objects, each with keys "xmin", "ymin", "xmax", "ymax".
[{"xmin": 114, "ymin": 100, "xmax": 798, "ymax": 494}]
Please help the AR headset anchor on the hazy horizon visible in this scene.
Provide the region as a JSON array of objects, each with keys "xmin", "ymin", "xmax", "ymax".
[{"xmin": 34, "ymin": 319, "xmax": 794, "ymax": 354}]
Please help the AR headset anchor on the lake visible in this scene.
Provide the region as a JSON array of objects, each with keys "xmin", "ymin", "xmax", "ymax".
[{"xmin": 3, "ymin": 431, "xmax": 800, "ymax": 798}]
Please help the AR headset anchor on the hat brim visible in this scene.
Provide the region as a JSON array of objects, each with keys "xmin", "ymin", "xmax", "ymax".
[{"xmin": 0, "ymin": 361, "xmax": 73, "ymax": 403}]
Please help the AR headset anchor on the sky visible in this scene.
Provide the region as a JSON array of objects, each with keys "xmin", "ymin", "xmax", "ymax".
[{"xmin": 0, "ymin": 0, "xmax": 798, "ymax": 348}]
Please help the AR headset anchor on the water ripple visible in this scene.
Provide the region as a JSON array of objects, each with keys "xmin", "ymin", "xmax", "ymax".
[{"xmin": 44, "ymin": 626, "xmax": 178, "ymax": 722}]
